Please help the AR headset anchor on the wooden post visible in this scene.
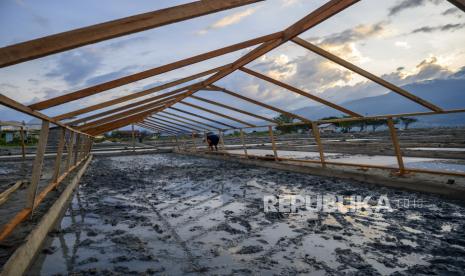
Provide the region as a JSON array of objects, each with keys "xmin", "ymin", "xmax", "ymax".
[
  {"xmin": 268, "ymin": 125, "xmax": 278, "ymax": 161},
  {"xmin": 174, "ymin": 135, "xmax": 180, "ymax": 151},
  {"xmin": 311, "ymin": 122, "xmax": 326, "ymax": 168},
  {"xmin": 387, "ymin": 118, "xmax": 405, "ymax": 174},
  {"xmin": 19, "ymin": 126, "xmax": 26, "ymax": 160},
  {"xmin": 191, "ymin": 132, "xmax": 197, "ymax": 152},
  {"xmin": 219, "ymin": 130, "xmax": 225, "ymax": 151},
  {"xmin": 26, "ymin": 120, "xmax": 50, "ymax": 210},
  {"xmin": 74, "ymin": 134, "xmax": 81, "ymax": 165},
  {"xmin": 52, "ymin": 127, "xmax": 66, "ymax": 183},
  {"xmin": 131, "ymin": 124, "xmax": 136, "ymax": 152},
  {"xmin": 240, "ymin": 129, "xmax": 248, "ymax": 158},
  {"xmin": 66, "ymin": 132, "xmax": 75, "ymax": 170}
]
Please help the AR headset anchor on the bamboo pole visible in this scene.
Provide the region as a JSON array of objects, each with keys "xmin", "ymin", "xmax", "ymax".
[
  {"xmin": 311, "ymin": 122, "xmax": 326, "ymax": 168},
  {"xmin": 387, "ymin": 118, "xmax": 405, "ymax": 174},
  {"xmin": 219, "ymin": 130, "xmax": 226, "ymax": 151},
  {"xmin": 26, "ymin": 120, "xmax": 50, "ymax": 211},
  {"xmin": 268, "ymin": 125, "xmax": 278, "ymax": 161}
]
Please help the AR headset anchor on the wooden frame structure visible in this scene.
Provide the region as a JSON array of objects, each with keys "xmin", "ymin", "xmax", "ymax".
[{"xmin": 1, "ymin": 0, "xmax": 465, "ymax": 241}]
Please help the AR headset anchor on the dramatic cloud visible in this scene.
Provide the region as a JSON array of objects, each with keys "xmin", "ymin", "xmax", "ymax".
[
  {"xmin": 84, "ymin": 65, "xmax": 137, "ymax": 87},
  {"xmin": 442, "ymin": 7, "xmax": 461, "ymax": 16},
  {"xmin": 411, "ymin": 23, "xmax": 465, "ymax": 34},
  {"xmin": 45, "ymin": 49, "xmax": 102, "ymax": 86},
  {"xmin": 388, "ymin": 0, "xmax": 441, "ymax": 16},
  {"xmin": 196, "ymin": 7, "xmax": 258, "ymax": 35}
]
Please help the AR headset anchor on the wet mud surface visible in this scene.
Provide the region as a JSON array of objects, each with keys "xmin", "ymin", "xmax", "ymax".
[{"xmin": 29, "ymin": 154, "xmax": 465, "ymax": 275}]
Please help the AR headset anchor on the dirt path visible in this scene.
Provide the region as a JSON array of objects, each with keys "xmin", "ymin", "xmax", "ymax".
[{"xmin": 28, "ymin": 154, "xmax": 465, "ymax": 275}]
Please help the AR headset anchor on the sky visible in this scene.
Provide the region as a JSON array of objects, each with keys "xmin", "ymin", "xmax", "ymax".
[{"xmin": 0, "ymin": 0, "xmax": 464, "ymax": 130}]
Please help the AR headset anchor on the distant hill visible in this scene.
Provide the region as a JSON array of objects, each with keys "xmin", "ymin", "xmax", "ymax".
[{"xmin": 293, "ymin": 78, "xmax": 465, "ymax": 127}]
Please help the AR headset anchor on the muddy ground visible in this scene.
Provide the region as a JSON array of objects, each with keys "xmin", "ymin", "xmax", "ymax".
[{"xmin": 28, "ymin": 153, "xmax": 465, "ymax": 275}]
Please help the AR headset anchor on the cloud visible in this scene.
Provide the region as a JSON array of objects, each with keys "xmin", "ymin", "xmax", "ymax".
[
  {"xmin": 395, "ymin": 41, "xmax": 411, "ymax": 49},
  {"xmin": 196, "ymin": 7, "xmax": 258, "ymax": 35},
  {"xmin": 388, "ymin": 0, "xmax": 441, "ymax": 16},
  {"xmin": 45, "ymin": 49, "xmax": 102, "ymax": 86},
  {"xmin": 84, "ymin": 65, "xmax": 137, "ymax": 87},
  {"xmin": 411, "ymin": 23, "xmax": 465, "ymax": 34},
  {"xmin": 310, "ymin": 21, "xmax": 388, "ymax": 47}
]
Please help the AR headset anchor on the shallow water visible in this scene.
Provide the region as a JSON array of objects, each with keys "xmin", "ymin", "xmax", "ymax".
[{"xmin": 29, "ymin": 154, "xmax": 465, "ymax": 275}]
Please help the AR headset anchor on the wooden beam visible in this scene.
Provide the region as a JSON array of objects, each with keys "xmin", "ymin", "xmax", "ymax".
[
  {"xmin": 189, "ymin": 95, "xmax": 278, "ymax": 123},
  {"xmin": 292, "ymin": 37, "xmax": 443, "ymax": 112},
  {"xmin": 52, "ymin": 127, "xmax": 66, "ymax": 183},
  {"xmin": 131, "ymin": 124, "xmax": 136, "ymax": 152},
  {"xmin": 155, "ymin": 113, "xmax": 211, "ymax": 131},
  {"xmin": 268, "ymin": 125, "xmax": 278, "ymax": 161},
  {"xmin": 19, "ymin": 126, "xmax": 26, "ymax": 160},
  {"xmin": 0, "ymin": 94, "xmax": 90, "ymax": 136},
  {"xmin": 311, "ymin": 122, "xmax": 326, "ymax": 168},
  {"xmin": 209, "ymin": 85, "xmax": 312, "ymax": 123},
  {"xmin": 144, "ymin": 119, "xmax": 191, "ymax": 133},
  {"xmin": 137, "ymin": 123, "xmax": 178, "ymax": 135},
  {"xmin": 149, "ymin": 115, "xmax": 203, "ymax": 132},
  {"xmin": 54, "ymin": 64, "xmax": 223, "ymax": 120},
  {"xmin": 140, "ymin": 122, "xmax": 183, "ymax": 134},
  {"xmin": 387, "ymin": 118, "xmax": 405, "ymax": 174},
  {"xmin": 29, "ymin": 32, "xmax": 281, "ymax": 110},
  {"xmin": 65, "ymin": 132, "xmax": 75, "ymax": 170},
  {"xmin": 0, "ymin": 0, "xmax": 262, "ymax": 68},
  {"xmin": 240, "ymin": 129, "xmax": 248, "ymax": 158},
  {"xmin": 77, "ymin": 97, "xmax": 176, "ymax": 131},
  {"xmin": 168, "ymin": 107, "xmax": 234, "ymax": 128},
  {"xmin": 67, "ymin": 90, "xmax": 184, "ymax": 125},
  {"xmin": 26, "ymin": 120, "xmax": 49, "ymax": 210},
  {"xmin": 240, "ymin": 67, "xmax": 362, "ymax": 117},
  {"xmin": 160, "ymin": 111, "xmax": 219, "ymax": 130},
  {"xmin": 179, "ymin": 101, "xmax": 256, "ymax": 127}
]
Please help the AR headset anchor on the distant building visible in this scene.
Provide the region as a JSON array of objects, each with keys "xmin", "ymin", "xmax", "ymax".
[{"xmin": 318, "ymin": 123, "xmax": 337, "ymax": 133}]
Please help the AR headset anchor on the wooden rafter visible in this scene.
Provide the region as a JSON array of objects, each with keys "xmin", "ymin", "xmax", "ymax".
[
  {"xmin": 240, "ymin": 67, "xmax": 362, "ymax": 117},
  {"xmin": 160, "ymin": 111, "xmax": 220, "ymax": 130},
  {"xmin": 154, "ymin": 113, "xmax": 211, "ymax": 131},
  {"xmin": 209, "ymin": 85, "xmax": 312, "ymax": 123},
  {"xmin": 178, "ymin": 101, "xmax": 255, "ymax": 127},
  {"xmin": 0, "ymin": 0, "xmax": 262, "ymax": 68},
  {"xmin": 53, "ymin": 64, "xmax": 225, "ymax": 121},
  {"xmin": 148, "ymin": 116, "xmax": 203, "ymax": 132},
  {"xmin": 447, "ymin": 0, "xmax": 465, "ymax": 12},
  {"xmin": 189, "ymin": 95, "xmax": 278, "ymax": 124},
  {"xmin": 168, "ymin": 107, "xmax": 235, "ymax": 129},
  {"xmin": 137, "ymin": 123, "xmax": 178, "ymax": 135},
  {"xmin": 291, "ymin": 37, "xmax": 443, "ymax": 112},
  {"xmin": 139, "ymin": 121, "xmax": 182, "ymax": 134},
  {"xmin": 145, "ymin": 118, "xmax": 194, "ymax": 133},
  {"xmin": 67, "ymin": 89, "xmax": 186, "ymax": 125},
  {"xmin": 29, "ymin": 32, "xmax": 281, "ymax": 110}
]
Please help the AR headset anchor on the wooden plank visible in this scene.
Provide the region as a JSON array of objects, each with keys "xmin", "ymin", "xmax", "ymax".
[
  {"xmin": 0, "ymin": 180, "xmax": 24, "ymax": 206},
  {"xmin": 0, "ymin": 0, "xmax": 262, "ymax": 68},
  {"xmin": 26, "ymin": 120, "xmax": 50, "ymax": 210},
  {"xmin": 138, "ymin": 123, "xmax": 179, "ymax": 135},
  {"xmin": 54, "ymin": 65, "xmax": 225, "ymax": 121},
  {"xmin": 240, "ymin": 67, "xmax": 362, "ymax": 117},
  {"xmin": 189, "ymin": 95, "xmax": 277, "ymax": 123},
  {"xmin": 161, "ymin": 111, "xmax": 219, "ymax": 130},
  {"xmin": 240, "ymin": 129, "xmax": 248, "ymax": 158},
  {"xmin": 209, "ymin": 85, "xmax": 312, "ymax": 123},
  {"xmin": 311, "ymin": 122, "xmax": 326, "ymax": 168},
  {"xmin": 52, "ymin": 127, "xmax": 66, "ymax": 183},
  {"xmin": 169, "ymin": 107, "xmax": 235, "ymax": 128},
  {"xmin": 29, "ymin": 32, "xmax": 281, "ymax": 110},
  {"xmin": 179, "ymin": 101, "xmax": 256, "ymax": 127},
  {"xmin": 268, "ymin": 125, "xmax": 278, "ymax": 160},
  {"xmin": 292, "ymin": 37, "xmax": 443, "ymax": 112},
  {"xmin": 0, "ymin": 94, "xmax": 90, "ymax": 136},
  {"xmin": 387, "ymin": 118, "xmax": 405, "ymax": 174}
]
